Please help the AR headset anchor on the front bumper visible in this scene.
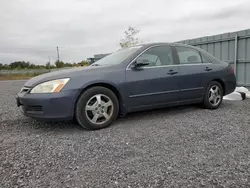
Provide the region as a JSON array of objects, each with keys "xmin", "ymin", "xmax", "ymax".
[{"xmin": 16, "ymin": 89, "xmax": 79, "ymax": 121}]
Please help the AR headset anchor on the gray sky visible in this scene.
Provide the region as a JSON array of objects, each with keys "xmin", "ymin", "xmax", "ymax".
[{"xmin": 1, "ymin": 0, "xmax": 250, "ymax": 65}]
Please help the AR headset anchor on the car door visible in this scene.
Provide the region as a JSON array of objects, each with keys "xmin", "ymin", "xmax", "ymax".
[
  {"xmin": 125, "ymin": 45, "xmax": 180, "ymax": 110},
  {"xmin": 174, "ymin": 46, "xmax": 214, "ymax": 101}
]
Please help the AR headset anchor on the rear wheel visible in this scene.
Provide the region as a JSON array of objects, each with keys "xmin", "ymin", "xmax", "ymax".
[
  {"xmin": 203, "ymin": 81, "xmax": 223, "ymax": 109},
  {"xmin": 76, "ymin": 86, "xmax": 119, "ymax": 130}
]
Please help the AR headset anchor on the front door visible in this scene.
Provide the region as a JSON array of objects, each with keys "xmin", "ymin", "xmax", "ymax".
[{"xmin": 125, "ymin": 45, "xmax": 180, "ymax": 110}]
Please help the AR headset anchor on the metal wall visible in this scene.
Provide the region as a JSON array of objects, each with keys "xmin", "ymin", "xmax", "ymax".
[{"xmin": 178, "ymin": 29, "xmax": 250, "ymax": 87}]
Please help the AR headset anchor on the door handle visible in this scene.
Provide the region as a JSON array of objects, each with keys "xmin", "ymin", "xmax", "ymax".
[
  {"xmin": 167, "ymin": 70, "xmax": 178, "ymax": 75},
  {"xmin": 205, "ymin": 67, "xmax": 212, "ymax": 71}
]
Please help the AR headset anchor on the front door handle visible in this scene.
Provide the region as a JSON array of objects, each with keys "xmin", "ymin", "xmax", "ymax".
[
  {"xmin": 167, "ymin": 70, "xmax": 178, "ymax": 75},
  {"xmin": 205, "ymin": 67, "xmax": 212, "ymax": 71}
]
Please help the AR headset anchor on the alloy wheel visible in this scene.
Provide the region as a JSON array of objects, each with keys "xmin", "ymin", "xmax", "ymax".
[
  {"xmin": 85, "ymin": 94, "xmax": 114, "ymax": 124},
  {"xmin": 208, "ymin": 85, "xmax": 222, "ymax": 106}
]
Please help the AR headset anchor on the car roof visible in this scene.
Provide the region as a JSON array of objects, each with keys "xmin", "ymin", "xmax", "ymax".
[
  {"xmin": 137, "ymin": 42, "xmax": 210, "ymax": 54},
  {"xmin": 138, "ymin": 42, "xmax": 196, "ymax": 48}
]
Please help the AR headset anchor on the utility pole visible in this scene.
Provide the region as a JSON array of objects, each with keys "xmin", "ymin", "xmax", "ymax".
[
  {"xmin": 48, "ymin": 56, "xmax": 51, "ymax": 72},
  {"xmin": 57, "ymin": 46, "xmax": 60, "ymax": 62}
]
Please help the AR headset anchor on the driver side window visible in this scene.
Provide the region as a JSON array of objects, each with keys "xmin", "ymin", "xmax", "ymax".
[{"xmin": 136, "ymin": 45, "xmax": 174, "ymax": 67}]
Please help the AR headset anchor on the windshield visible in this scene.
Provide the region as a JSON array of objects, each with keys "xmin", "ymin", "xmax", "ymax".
[{"xmin": 91, "ymin": 46, "xmax": 142, "ymax": 66}]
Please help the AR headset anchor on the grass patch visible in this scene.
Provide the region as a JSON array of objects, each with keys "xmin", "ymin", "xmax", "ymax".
[
  {"xmin": 0, "ymin": 75, "xmax": 33, "ymax": 80},
  {"xmin": 0, "ymin": 72, "xmax": 45, "ymax": 80}
]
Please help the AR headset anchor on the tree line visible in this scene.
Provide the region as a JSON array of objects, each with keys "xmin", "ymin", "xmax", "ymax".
[{"xmin": 0, "ymin": 60, "xmax": 89, "ymax": 70}]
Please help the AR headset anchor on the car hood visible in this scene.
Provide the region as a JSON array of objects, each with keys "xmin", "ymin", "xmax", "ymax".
[{"xmin": 24, "ymin": 66, "xmax": 110, "ymax": 87}]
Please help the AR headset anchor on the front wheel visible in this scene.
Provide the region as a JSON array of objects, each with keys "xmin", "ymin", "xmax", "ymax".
[
  {"xmin": 76, "ymin": 86, "xmax": 119, "ymax": 130},
  {"xmin": 203, "ymin": 81, "xmax": 223, "ymax": 109}
]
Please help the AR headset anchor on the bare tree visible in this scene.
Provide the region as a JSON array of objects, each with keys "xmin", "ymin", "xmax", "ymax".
[{"xmin": 120, "ymin": 26, "xmax": 141, "ymax": 48}]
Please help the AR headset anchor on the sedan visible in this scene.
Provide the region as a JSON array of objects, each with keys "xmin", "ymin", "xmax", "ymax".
[{"xmin": 16, "ymin": 43, "xmax": 236, "ymax": 130}]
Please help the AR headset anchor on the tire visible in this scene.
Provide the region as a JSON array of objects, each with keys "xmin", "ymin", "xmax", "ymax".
[
  {"xmin": 75, "ymin": 86, "xmax": 119, "ymax": 130},
  {"xmin": 203, "ymin": 81, "xmax": 223, "ymax": 109}
]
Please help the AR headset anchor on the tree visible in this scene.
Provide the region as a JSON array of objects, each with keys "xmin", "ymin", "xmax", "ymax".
[
  {"xmin": 49, "ymin": 65, "xmax": 56, "ymax": 69},
  {"xmin": 64, "ymin": 63, "xmax": 73, "ymax": 67},
  {"xmin": 28, "ymin": 63, "xmax": 36, "ymax": 69},
  {"xmin": 9, "ymin": 61, "xmax": 30, "ymax": 69},
  {"xmin": 2, "ymin": 64, "xmax": 10, "ymax": 70},
  {"xmin": 72, "ymin": 62, "xmax": 78, "ymax": 67},
  {"xmin": 78, "ymin": 60, "xmax": 88, "ymax": 67},
  {"xmin": 55, "ymin": 60, "xmax": 65, "ymax": 68},
  {"xmin": 120, "ymin": 26, "xmax": 141, "ymax": 48},
  {"xmin": 46, "ymin": 62, "xmax": 51, "ymax": 69}
]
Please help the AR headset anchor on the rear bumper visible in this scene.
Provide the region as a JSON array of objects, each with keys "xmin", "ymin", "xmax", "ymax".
[
  {"xmin": 16, "ymin": 90, "xmax": 79, "ymax": 121},
  {"xmin": 223, "ymin": 75, "xmax": 236, "ymax": 95}
]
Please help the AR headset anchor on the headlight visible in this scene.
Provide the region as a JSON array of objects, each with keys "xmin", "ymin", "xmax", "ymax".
[{"xmin": 30, "ymin": 78, "xmax": 70, "ymax": 93}]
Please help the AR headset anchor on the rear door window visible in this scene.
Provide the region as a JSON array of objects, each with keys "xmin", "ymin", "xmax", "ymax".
[
  {"xmin": 176, "ymin": 46, "xmax": 202, "ymax": 64},
  {"xmin": 200, "ymin": 53, "xmax": 210, "ymax": 63}
]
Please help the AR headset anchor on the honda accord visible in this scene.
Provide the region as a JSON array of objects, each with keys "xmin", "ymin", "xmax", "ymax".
[{"xmin": 16, "ymin": 43, "xmax": 236, "ymax": 130}]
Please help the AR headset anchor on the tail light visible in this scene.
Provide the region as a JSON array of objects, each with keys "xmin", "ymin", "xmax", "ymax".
[{"xmin": 231, "ymin": 67, "xmax": 235, "ymax": 74}]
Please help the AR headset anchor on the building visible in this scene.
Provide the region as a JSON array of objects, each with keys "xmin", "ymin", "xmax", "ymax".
[
  {"xmin": 87, "ymin": 53, "xmax": 110, "ymax": 65},
  {"xmin": 94, "ymin": 54, "xmax": 110, "ymax": 61}
]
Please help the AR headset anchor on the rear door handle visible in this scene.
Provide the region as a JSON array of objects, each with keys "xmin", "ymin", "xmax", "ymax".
[
  {"xmin": 205, "ymin": 67, "xmax": 212, "ymax": 71},
  {"xmin": 167, "ymin": 70, "xmax": 178, "ymax": 75}
]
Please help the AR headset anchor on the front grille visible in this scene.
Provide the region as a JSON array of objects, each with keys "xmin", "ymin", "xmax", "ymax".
[{"xmin": 26, "ymin": 105, "xmax": 43, "ymax": 113}]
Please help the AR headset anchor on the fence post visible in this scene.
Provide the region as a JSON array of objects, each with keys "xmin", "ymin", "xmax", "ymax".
[{"xmin": 234, "ymin": 34, "xmax": 238, "ymax": 77}]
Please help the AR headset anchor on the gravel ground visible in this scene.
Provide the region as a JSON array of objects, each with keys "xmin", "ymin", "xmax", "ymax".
[{"xmin": 0, "ymin": 80, "xmax": 250, "ymax": 188}]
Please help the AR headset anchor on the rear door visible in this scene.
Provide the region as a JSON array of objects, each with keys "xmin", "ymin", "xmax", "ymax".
[
  {"xmin": 174, "ymin": 46, "xmax": 214, "ymax": 101},
  {"xmin": 125, "ymin": 45, "xmax": 180, "ymax": 110}
]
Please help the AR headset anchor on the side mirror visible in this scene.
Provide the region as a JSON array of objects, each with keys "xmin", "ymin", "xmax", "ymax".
[{"xmin": 134, "ymin": 59, "xmax": 150, "ymax": 68}]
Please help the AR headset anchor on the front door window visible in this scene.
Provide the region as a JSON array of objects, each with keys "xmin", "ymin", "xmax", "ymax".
[{"xmin": 136, "ymin": 45, "xmax": 174, "ymax": 67}]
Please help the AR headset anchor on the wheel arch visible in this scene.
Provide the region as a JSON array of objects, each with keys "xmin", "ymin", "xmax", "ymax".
[
  {"xmin": 211, "ymin": 79, "xmax": 226, "ymax": 95},
  {"xmin": 74, "ymin": 82, "xmax": 125, "ymax": 116}
]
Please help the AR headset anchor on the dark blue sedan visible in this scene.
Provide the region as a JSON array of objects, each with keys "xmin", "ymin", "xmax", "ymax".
[{"xmin": 16, "ymin": 43, "xmax": 236, "ymax": 130}]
